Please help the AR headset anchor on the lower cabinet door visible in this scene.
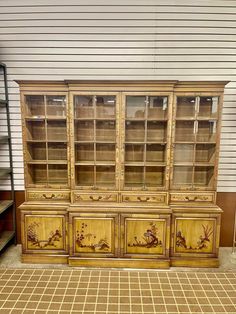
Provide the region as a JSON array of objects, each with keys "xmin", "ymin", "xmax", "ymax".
[
  {"xmin": 121, "ymin": 213, "xmax": 170, "ymax": 259},
  {"xmin": 171, "ymin": 214, "xmax": 221, "ymax": 257},
  {"xmin": 70, "ymin": 213, "xmax": 118, "ymax": 257},
  {"xmin": 22, "ymin": 211, "xmax": 68, "ymax": 254}
]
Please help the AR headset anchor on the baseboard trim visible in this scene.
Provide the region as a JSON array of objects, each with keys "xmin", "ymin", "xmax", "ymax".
[{"xmin": 68, "ymin": 257, "xmax": 170, "ymax": 269}]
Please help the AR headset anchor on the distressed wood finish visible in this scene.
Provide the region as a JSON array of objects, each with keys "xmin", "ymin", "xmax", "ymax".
[
  {"xmin": 18, "ymin": 80, "xmax": 228, "ymax": 268},
  {"xmin": 20, "ymin": 204, "xmax": 69, "ymax": 259}
]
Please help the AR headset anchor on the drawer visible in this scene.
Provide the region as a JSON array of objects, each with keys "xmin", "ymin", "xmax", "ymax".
[
  {"xmin": 73, "ymin": 192, "xmax": 118, "ymax": 203},
  {"xmin": 170, "ymin": 192, "xmax": 215, "ymax": 204},
  {"xmin": 26, "ymin": 190, "xmax": 70, "ymax": 202},
  {"xmin": 121, "ymin": 193, "xmax": 167, "ymax": 204}
]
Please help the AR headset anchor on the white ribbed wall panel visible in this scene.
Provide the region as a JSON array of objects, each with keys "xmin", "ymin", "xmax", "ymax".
[{"xmin": 0, "ymin": 0, "xmax": 236, "ymax": 191}]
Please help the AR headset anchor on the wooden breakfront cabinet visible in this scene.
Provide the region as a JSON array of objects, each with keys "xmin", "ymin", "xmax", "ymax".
[{"xmin": 17, "ymin": 80, "xmax": 228, "ymax": 268}]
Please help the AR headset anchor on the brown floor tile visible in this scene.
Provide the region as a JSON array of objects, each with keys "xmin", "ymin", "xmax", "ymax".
[{"xmin": 177, "ymin": 304, "xmax": 190, "ymax": 313}]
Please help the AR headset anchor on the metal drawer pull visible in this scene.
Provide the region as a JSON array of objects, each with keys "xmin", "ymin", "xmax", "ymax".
[
  {"xmin": 137, "ymin": 197, "xmax": 150, "ymax": 202},
  {"xmin": 185, "ymin": 196, "xmax": 197, "ymax": 201},
  {"xmin": 43, "ymin": 193, "xmax": 55, "ymax": 199},
  {"xmin": 90, "ymin": 195, "xmax": 102, "ymax": 201}
]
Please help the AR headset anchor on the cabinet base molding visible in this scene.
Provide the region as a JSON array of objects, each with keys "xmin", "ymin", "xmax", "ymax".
[
  {"xmin": 68, "ymin": 257, "xmax": 170, "ymax": 269},
  {"xmin": 21, "ymin": 254, "xmax": 68, "ymax": 264},
  {"xmin": 170, "ymin": 257, "xmax": 219, "ymax": 268}
]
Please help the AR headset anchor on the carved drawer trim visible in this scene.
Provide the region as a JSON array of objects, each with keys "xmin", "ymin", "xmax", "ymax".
[
  {"xmin": 73, "ymin": 192, "xmax": 118, "ymax": 203},
  {"xmin": 121, "ymin": 193, "xmax": 167, "ymax": 204},
  {"xmin": 26, "ymin": 191, "xmax": 70, "ymax": 202},
  {"xmin": 170, "ymin": 193, "xmax": 215, "ymax": 204}
]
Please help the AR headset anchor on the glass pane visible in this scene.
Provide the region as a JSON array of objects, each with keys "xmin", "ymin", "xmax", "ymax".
[
  {"xmin": 146, "ymin": 144, "xmax": 166, "ymax": 162},
  {"xmin": 148, "ymin": 96, "xmax": 168, "ymax": 120},
  {"xmin": 126, "ymin": 96, "xmax": 146, "ymax": 119},
  {"xmin": 175, "ymin": 121, "xmax": 195, "ymax": 142},
  {"xmin": 174, "ymin": 144, "xmax": 194, "ymax": 163},
  {"xmin": 197, "ymin": 121, "xmax": 217, "ymax": 142},
  {"xmin": 25, "ymin": 95, "xmax": 45, "ymax": 117},
  {"xmin": 125, "ymin": 144, "xmax": 144, "ymax": 162},
  {"xmin": 125, "ymin": 121, "xmax": 145, "ymax": 142},
  {"xmin": 48, "ymin": 143, "xmax": 67, "ymax": 161},
  {"xmin": 96, "ymin": 121, "xmax": 116, "ymax": 142},
  {"xmin": 27, "ymin": 143, "xmax": 46, "ymax": 161},
  {"xmin": 195, "ymin": 144, "xmax": 216, "ymax": 163},
  {"xmin": 147, "ymin": 121, "xmax": 166, "ymax": 142},
  {"xmin": 75, "ymin": 143, "xmax": 94, "ymax": 162},
  {"xmin": 28, "ymin": 164, "xmax": 47, "ymax": 185},
  {"xmin": 194, "ymin": 166, "xmax": 214, "ymax": 187},
  {"xmin": 26, "ymin": 121, "xmax": 45, "ymax": 140},
  {"xmin": 96, "ymin": 96, "xmax": 116, "ymax": 119},
  {"xmin": 76, "ymin": 165, "xmax": 94, "ymax": 186},
  {"xmin": 96, "ymin": 143, "xmax": 115, "ymax": 162},
  {"xmin": 125, "ymin": 166, "xmax": 144, "ymax": 187},
  {"xmin": 47, "ymin": 121, "xmax": 67, "ymax": 141},
  {"xmin": 145, "ymin": 166, "xmax": 164, "ymax": 187},
  {"xmin": 75, "ymin": 120, "xmax": 94, "ymax": 141},
  {"xmin": 48, "ymin": 165, "xmax": 67, "ymax": 185},
  {"xmin": 176, "ymin": 97, "xmax": 195, "ymax": 118},
  {"xmin": 46, "ymin": 96, "xmax": 66, "ymax": 117},
  {"xmin": 199, "ymin": 97, "xmax": 218, "ymax": 118},
  {"xmin": 96, "ymin": 166, "xmax": 115, "ymax": 187},
  {"xmin": 74, "ymin": 95, "xmax": 94, "ymax": 118},
  {"xmin": 173, "ymin": 166, "xmax": 193, "ymax": 185}
]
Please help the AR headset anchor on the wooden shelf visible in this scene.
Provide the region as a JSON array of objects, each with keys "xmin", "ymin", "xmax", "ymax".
[
  {"xmin": 0, "ymin": 231, "xmax": 15, "ymax": 252},
  {"xmin": 74, "ymin": 118, "xmax": 115, "ymax": 121},
  {"xmin": 0, "ymin": 200, "xmax": 13, "ymax": 215},
  {"xmin": 27, "ymin": 160, "xmax": 67, "ymax": 165},
  {"xmin": 125, "ymin": 162, "xmax": 166, "ymax": 167},
  {"xmin": 75, "ymin": 161, "xmax": 115, "ymax": 166}
]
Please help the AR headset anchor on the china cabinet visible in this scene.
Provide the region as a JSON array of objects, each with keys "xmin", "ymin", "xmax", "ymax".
[{"xmin": 18, "ymin": 80, "xmax": 228, "ymax": 268}]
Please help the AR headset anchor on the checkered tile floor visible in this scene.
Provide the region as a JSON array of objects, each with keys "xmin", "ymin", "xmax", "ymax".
[{"xmin": 0, "ymin": 269, "xmax": 235, "ymax": 314}]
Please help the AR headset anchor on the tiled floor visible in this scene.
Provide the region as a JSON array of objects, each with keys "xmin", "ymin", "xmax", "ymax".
[
  {"xmin": 0, "ymin": 268, "xmax": 236, "ymax": 314},
  {"xmin": 0, "ymin": 246, "xmax": 236, "ymax": 313}
]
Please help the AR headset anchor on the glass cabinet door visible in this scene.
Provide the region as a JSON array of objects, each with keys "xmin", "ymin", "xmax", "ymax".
[
  {"xmin": 24, "ymin": 94, "xmax": 68, "ymax": 187},
  {"xmin": 123, "ymin": 95, "xmax": 169, "ymax": 189},
  {"xmin": 74, "ymin": 94, "xmax": 117, "ymax": 189},
  {"xmin": 172, "ymin": 95, "xmax": 219, "ymax": 189}
]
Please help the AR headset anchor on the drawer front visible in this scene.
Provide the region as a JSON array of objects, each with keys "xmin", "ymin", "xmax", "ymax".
[
  {"xmin": 26, "ymin": 190, "xmax": 70, "ymax": 202},
  {"xmin": 22, "ymin": 212, "xmax": 68, "ymax": 254},
  {"xmin": 73, "ymin": 192, "xmax": 118, "ymax": 203},
  {"xmin": 122, "ymin": 193, "xmax": 167, "ymax": 204},
  {"xmin": 170, "ymin": 193, "xmax": 215, "ymax": 204}
]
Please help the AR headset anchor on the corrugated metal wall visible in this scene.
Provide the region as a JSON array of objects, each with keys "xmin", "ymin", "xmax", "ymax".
[{"xmin": 0, "ymin": 0, "xmax": 236, "ymax": 191}]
